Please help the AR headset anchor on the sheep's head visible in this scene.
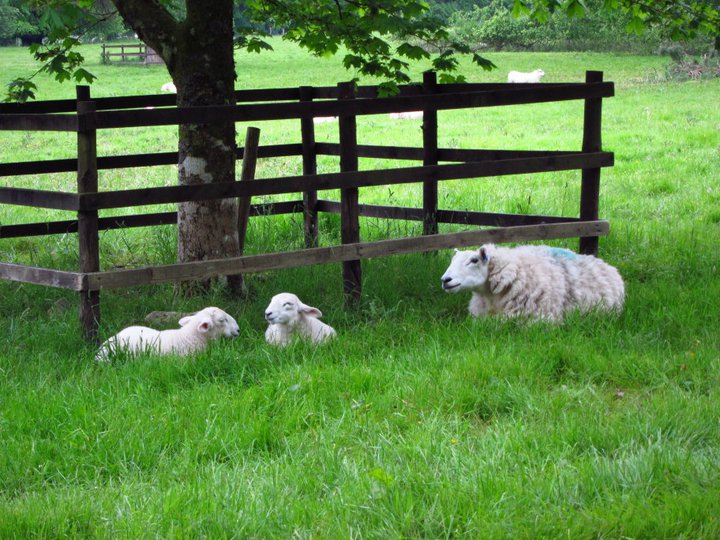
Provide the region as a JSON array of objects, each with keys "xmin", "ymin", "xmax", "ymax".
[
  {"xmin": 179, "ymin": 307, "xmax": 239, "ymax": 339},
  {"xmin": 264, "ymin": 293, "xmax": 322, "ymax": 327},
  {"xmin": 534, "ymin": 69, "xmax": 545, "ymax": 77},
  {"xmin": 441, "ymin": 245, "xmax": 493, "ymax": 293}
]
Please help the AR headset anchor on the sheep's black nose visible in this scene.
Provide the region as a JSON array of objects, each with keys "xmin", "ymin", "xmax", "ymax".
[
  {"xmin": 265, "ymin": 311, "xmax": 272, "ymax": 318},
  {"xmin": 441, "ymin": 277, "xmax": 452, "ymax": 284}
]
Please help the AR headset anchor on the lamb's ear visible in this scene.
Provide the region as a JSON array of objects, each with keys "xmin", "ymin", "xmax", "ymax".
[
  {"xmin": 479, "ymin": 247, "xmax": 489, "ymax": 264},
  {"xmin": 178, "ymin": 314, "xmax": 194, "ymax": 326},
  {"xmin": 298, "ymin": 302, "xmax": 322, "ymax": 318},
  {"xmin": 196, "ymin": 316, "xmax": 214, "ymax": 333}
]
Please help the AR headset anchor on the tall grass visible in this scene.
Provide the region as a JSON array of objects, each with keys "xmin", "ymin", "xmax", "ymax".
[{"xmin": 1, "ymin": 40, "xmax": 718, "ymax": 538}]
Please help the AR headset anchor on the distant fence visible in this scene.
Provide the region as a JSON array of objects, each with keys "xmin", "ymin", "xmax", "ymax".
[
  {"xmin": 0, "ymin": 71, "xmax": 614, "ymax": 340},
  {"xmin": 101, "ymin": 43, "xmax": 163, "ymax": 64}
]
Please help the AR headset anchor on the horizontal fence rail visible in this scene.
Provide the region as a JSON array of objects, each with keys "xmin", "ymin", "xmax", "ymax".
[
  {"xmin": 0, "ymin": 82, "xmax": 613, "ymax": 132},
  {"xmin": 76, "ymin": 152, "xmax": 613, "ymax": 211}
]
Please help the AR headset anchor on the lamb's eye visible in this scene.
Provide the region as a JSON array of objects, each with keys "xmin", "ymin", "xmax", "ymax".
[
  {"xmin": 469, "ymin": 257, "xmax": 479, "ymax": 264},
  {"xmin": 283, "ymin": 303, "xmax": 293, "ymax": 308}
]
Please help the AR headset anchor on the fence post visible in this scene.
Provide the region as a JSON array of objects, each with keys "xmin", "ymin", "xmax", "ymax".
[
  {"xmin": 300, "ymin": 86, "xmax": 318, "ymax": 248},
  {"xmin": 228, "ymin": 126, "xmax": 261, "ymax": 295},
  {"xmin": 579, "ymin": 70, "xmax": 603, "ymax": 255},
  {"xmin": 338, "ymin": 81, "xmax": 361, "ymax": 303},
  {"xmin": 76, "ymin": 85, "xmax": 100, "ymax": 342},
  {"xmin": 422, "ymin": 71, "xmax": 439, "ymax": 237}
]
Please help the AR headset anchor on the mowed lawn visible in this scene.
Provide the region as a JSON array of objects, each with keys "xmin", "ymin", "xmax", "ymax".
[{"xmin": 1, "ymin": 40, "xmax": 719, "ymax": 538}]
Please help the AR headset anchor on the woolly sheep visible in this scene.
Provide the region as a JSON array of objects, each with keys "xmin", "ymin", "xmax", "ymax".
[
  {"xmin": 96, "ymin": 306, "xmax": 239, "ymax": 361},
  {"xmin": 507, "ymin": 69, "xmax": 545, "ymax": 83},
  {"xmin": 264, "ymin": 292, "xmax": 336, "ymax": 346},
  {"xmin": 441, "ymin": 244, "xmax": 624, "ymax": 322},
  {"xmin": 160, "ymin": 81, "xmax": 177, "ymax": 93}
]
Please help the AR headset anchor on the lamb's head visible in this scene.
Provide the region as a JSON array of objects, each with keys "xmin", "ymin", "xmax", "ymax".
[
  {"xmin": 264, "ymin": 293, "xmax": 322, "ymax": 328},
  {"xmin": 441, "ymin": 245, "xmax": 494, "ymax": 293},
  {"xmin": 534, "ymin": 69, "xmax": 545, "ymax": 78},
  {"xmin": 178, "ymin": 307, "xmax": 239, "ymax": 339}
]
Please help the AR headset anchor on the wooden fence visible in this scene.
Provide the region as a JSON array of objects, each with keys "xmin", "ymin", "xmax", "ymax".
[{"xmin": 0, "ymin": 71, "xmax": 614, "ymax": 340}]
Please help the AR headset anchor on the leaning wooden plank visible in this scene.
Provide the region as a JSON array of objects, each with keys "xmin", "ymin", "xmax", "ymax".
[
  {"xmin": 0, "ymin": 187, "xmax": 79, "ymax": 210},
  {"xmin": 84, "ymin": 220, "xmax": 609, "ymax": 290},
  {"xmin": 80, "ymin": 152, "xmax": 613, "ymax": 210},
  {"xmin": 0, "ymin": 262, "xmax": 83, "ymax": 290}
]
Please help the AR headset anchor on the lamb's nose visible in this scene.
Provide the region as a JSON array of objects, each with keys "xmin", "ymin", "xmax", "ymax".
[
  {"xmin": 265, "ymin": 311, "xmax": 272, "ymax": 319},
  {"xmin": 441, "ymin": 276, "xmax": 452, "ymax": 284}
]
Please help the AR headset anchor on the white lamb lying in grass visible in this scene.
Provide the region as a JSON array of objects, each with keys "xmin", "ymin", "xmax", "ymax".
[
  {"xmin": 507, "ymin": 69, "xmax": 545, "ymax": 83},
  {"xmin": 96, "ymin": 306, "xmax": 239, "ymax": 361},
  {"xmin": 264, "ymin": 292, "xmax": 336, "ymax": 346},
  {"xmin": 441, "ymin": 244, "xmax": 624, "ymax": 322}
]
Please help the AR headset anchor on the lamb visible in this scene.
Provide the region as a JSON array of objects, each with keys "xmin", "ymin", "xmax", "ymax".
[
  {"xmin": 264, "ymin": 292, "xmax": 336, "ymax": 346},
  {"xmin": 96, "ymin": 306, "xmax": 239, "ymax": 361},
  {"xmin": 160, "ymin": 81, "xmax": 177, "ymax": 93},
  {"xmin": 440, "ymin": 244, "xmax": 624, "ymax": 322},
  {"xmin": 507, "ymin": 69, "xmax": 545, "ymax": 83}
]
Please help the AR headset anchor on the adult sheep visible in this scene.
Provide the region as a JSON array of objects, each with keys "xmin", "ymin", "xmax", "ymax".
[
  {"xmin": 264, "ymin": 292, "xmax": 336, "ymax": 346},
  {"xmin": 441, "ymin": 244, "xmax": 624, "ymax": 322},
  {"xmin": 507, "ymin": 69, "xmax": 545, "ymax": 83},
  {"xmin": 96, "ymin": 306, "xmax": 239, "ymax": 361}
]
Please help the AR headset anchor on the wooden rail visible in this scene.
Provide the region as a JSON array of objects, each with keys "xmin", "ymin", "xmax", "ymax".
[{"xmin": 0, "ymin": 72, "xmax": 614, "ymax": 339}]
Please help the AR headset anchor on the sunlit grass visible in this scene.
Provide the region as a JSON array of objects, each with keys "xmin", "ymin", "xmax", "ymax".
[{"xmin": 1, "ymin": 41, "xmax": 719, "ymax": 538}]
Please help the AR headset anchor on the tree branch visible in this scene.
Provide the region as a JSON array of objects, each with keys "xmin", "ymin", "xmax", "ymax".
[{"xmin": 111, "ymin": 0, "xmax": 179, "ymax": 67}]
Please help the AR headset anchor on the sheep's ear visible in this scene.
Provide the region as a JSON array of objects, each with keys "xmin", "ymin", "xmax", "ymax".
[
  {"xmin": 197, "ymin": 316, "xmax": 213, "ymax": 333},
  {"xmin": 178, "ymin": 315, "xmax": 193, "ymax": 326},
  {"xmin": 298, "ymin": 302, "xmax": 322, "ymax": 318},
  {"xmin": 480, "ymin": 247, "xmax": 489, "ymax": 264}
]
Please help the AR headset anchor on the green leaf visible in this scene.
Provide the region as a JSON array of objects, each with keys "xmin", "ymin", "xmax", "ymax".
[
  {"xmin": 511, "ymin": 1, "xmax": 531, "ymax": 18},
  {"xmin": 565, "ymin": 0, "xmax": 586, "ymax": 19},
  {"xmin": 472, "ymin": 54, "xmax": 497, "ymax": 71},
  {"xmin": 396, "ymin": 42, "xmax": 429, "ymax": 61},
  {"xmin": 73, "ymin": 68, "xmax": 97, "ymax": 84}
]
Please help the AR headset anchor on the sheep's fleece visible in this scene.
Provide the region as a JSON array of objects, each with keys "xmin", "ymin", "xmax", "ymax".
[
  {"xmin": 441, "ymin": 244, "xmax": 624, "ymax": 321},
  {"xmin": 96, "ymin": 306, "xmax": 239, "ymax": 361},
  {"xmin": 264, "ymin": 292, "xmax": 336, "ymax": 346}
]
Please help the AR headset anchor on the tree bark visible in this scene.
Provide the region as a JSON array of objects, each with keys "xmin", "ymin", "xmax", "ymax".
[{"xmin": 113, "ymin": 0, "xmax": 239, "ymax": 287}]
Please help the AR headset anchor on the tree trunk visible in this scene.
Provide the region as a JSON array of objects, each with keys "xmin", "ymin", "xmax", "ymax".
[
  {"xmin": 172, "ymin": 5, "xmax": 238, "ymax": 273},
  {"xmin": 113, "ymin": 0, "xmax": 239, "ymax": 290}
]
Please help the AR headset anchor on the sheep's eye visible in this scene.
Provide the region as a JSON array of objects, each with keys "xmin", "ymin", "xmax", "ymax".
[
  {"xmin": 469, "ymin": 257, "xmax": 479, "ymax": 264},
  {"xmin": 283, "ymin": 303, "xmax": 293, "ymax": 308}
]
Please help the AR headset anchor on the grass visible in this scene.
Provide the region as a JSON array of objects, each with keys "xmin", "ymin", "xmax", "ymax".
[{"xmin": 1, "ymin": 39, "xmax": 719, "ymax": 538}]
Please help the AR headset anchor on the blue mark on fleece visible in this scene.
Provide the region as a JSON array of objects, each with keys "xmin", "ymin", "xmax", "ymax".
[{"xmin": 549, "ymin": 247, "xmax": 577, "ymax": 259}]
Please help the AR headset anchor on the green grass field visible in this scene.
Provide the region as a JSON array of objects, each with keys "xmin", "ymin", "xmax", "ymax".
[{"xmin": 1, "ymin": 40, "xmax": 719, "ymax": 538}]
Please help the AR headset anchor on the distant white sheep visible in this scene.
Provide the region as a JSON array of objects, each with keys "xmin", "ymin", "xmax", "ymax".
[
  {"xmin": 160, "ymin": 81, "xmax": 177, "ymax": 93},
  {"xmin": 313, "ymin": 116, "xmax": 338, "ymax": 123},
  {"xmin": 507, "ymin": 69, "xmax": 545, "ymax": 83},
  {"xmin": 264, "ymin": 292, "xmax": 336, "ymax": 346},
  {"xmin": 441, "ymin": 244, "xmax": 624, "ymax": 322},
  {"xmin": 389, "ymin": 111, "xmax": 423, "ymax": 120},
  {"xmin": 96, "ymin": 306, "xmax": 239, "ymax": 361}
]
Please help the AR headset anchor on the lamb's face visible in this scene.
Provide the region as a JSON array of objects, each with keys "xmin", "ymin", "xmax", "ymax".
[
  {"xmin": 264, "ymin": 293, "xmax": 321, "ymax": 326},
  {"xmin": 441, "ymin": 248, "xmax": 491, "ymax": 293},
  {"xmin": 180, "ymin": 307, "xmax": 240, "ymax": 339}
]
